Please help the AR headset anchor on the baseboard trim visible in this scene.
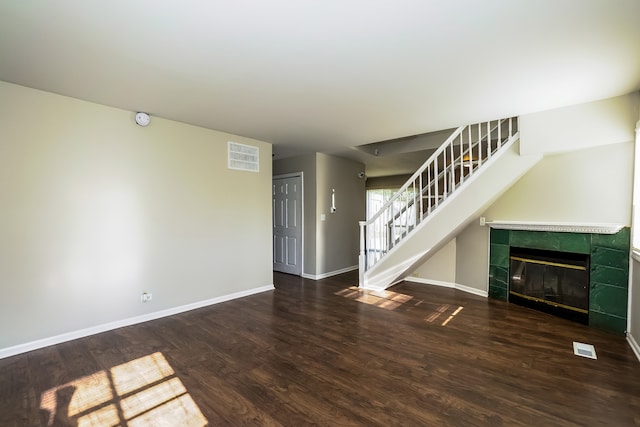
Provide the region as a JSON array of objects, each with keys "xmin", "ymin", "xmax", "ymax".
[
  {"xmin": 455, "ymin": 283, "xmax": 489, "ymax": 298},
  {"xmin": 302, "ymin": 265, "xmax": 358, "ymax": 280},
  {"xmin": 627, "ymin": 333, "xmax": 640, "ymax": 363},
  {"xmin": 404, "ymin": 277, "xmax": 488, "ymax": 298},
  {"xmin": 0, "ymin": 284, "xmax": 275, "ymax": 360}
]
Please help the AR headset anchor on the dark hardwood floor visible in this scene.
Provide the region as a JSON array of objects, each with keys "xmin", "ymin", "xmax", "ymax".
[{"xmin": 1, "ymin": 271, "xmax": 639, "ymax": 426}]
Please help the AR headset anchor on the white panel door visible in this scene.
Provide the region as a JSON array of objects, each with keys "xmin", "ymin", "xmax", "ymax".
[{"xmin": 273, "ymin": 175, "xmax": 302, "ymax": 275}]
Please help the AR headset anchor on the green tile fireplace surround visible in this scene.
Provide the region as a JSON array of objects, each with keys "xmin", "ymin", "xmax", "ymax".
[{"xmin": 489, "ymin": 227, "xmax": 630, "ymax": 335}]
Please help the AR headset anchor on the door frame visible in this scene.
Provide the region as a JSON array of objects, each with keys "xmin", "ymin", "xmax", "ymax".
[{"xmin": 273, "ymin": 172, "xmax": 304, "ymax": 276}]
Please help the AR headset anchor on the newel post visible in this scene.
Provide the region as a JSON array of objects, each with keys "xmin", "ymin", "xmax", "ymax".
[{"xmin": 359, "ymin": 221, "xmax": 366, "ymax": 287}]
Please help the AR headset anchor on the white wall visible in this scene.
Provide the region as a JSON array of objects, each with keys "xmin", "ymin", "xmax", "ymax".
[
  {"xmin": 630, "ymin": 258, "xmax": 640, "ymax": 357},
  {"xmin": 367, "ymin": 140, "xmax": 541, "ymax": 290},
  {"xmin": 451, "ymin": 141, "xmax": 634, "ymax": 293},
  {"xmin": 0, "ymin": 81, "xmax": 273, "ymax": 353},
  {"xmin": 520, "ymin": 92, "xmax": 639, "ymax": 156},
  {"xmin": 484, "ymin": 141, "xmax": 633, "ymax": 224},
  {"xmin": 413, "ymin": 94, "xmax": 638, "ymax": 294},
  {"xmin": 628, "ymin": 116, "xmax": 640, "ymax": 358}
]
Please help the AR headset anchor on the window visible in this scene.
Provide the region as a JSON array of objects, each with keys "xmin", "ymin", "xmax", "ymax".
[{"xmin": 366, "ymin": 188, "xmax": 396, "ymax": 220}]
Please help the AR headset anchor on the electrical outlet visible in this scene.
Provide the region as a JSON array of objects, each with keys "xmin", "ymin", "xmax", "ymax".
[{"xmin": 141, "ymin": 292, "xmax": 152, "ymax": 303}]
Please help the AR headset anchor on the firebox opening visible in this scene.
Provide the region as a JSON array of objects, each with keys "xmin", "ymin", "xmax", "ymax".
[{"xmin": 509, "ymin": 247, "xmax": 589, "ymax": 325}]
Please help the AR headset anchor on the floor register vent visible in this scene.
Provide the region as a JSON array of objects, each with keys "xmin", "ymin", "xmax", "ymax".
[{"xmin": 573, "ymin": 342, "xmax": 597, "ymax": 359}]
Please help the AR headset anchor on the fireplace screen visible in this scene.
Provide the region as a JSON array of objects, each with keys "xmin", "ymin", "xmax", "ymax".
[{"xmin": 509, "ymin": 247, "xmax": 589, "ymax": 323}]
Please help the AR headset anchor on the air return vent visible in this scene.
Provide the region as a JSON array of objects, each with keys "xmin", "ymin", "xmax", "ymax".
[{"xmin": 228, "ymin": 141, "xmax": 259, "ymax": 172}]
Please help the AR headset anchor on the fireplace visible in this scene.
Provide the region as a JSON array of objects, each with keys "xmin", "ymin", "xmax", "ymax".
[
  {"xmin": 489, "ymin": 227, "xmax": 630, "ymax": 335},
  {"xmin": 509, "ymin": 247, "xmax": 589, "ymax": 324}
]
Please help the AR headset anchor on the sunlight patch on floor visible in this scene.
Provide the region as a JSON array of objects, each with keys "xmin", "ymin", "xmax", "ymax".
[
  {"xmin": 335, "ymin": 287, "xmax": 464, "ymax": 325},
  {"xmin": 425, "ymin": 304, "xmax": 464, "ymax": 326},
  {"xmin": 441, "ymin": 306, "xmax": 464, "ymax": 326},
  {"xmin": 40, "ymin": 352, "xmax": 208, "ymax": 427},
  {"xmin": 334, "ymin": 286, "xmax": 415, "ymax": 310}
]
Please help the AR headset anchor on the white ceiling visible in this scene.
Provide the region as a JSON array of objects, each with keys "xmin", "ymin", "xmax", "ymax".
[{"xmin": 1, "ymin": 1, "xmax": 639, "ymax": 175}]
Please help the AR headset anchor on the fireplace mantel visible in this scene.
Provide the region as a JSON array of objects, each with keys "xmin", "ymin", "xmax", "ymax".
[{"xmin": 486, "ymin": 220, "xmax": 624, "ymax": 235}]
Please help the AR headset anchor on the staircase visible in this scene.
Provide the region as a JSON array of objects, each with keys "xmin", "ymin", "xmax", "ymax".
[{"xmin": 359, "ymin": 117, "xmax": 542, "ymax": 290}]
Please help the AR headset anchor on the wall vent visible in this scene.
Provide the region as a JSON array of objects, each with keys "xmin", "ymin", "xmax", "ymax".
[{"xmin": 228, "ymin": 141, "xmax": 259, "ymax": 172}]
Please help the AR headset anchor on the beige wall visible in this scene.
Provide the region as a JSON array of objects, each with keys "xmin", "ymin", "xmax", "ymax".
[
  {"xmin": 315, "ymin": 153, "xmax": 366, "ymax": 275},
  {"xmin": 411, "ymin": 238, "xmax": 456, "ymax": 283},
  {"xmin": 0, "ymin": 81, "xmax": 273, "ymax": 351},
  {"xmin": 455, "ymin": 221, "xmax": 490, "ymax": 291},
  {"xmin": 366, "ymin": 174, "xmax": 412, "ymax": 190}
]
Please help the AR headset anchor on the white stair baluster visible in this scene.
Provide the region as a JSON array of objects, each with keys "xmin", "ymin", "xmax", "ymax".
[{"xmin": 360, "ymin": 117, "xmax": 518, "ymax": 279}]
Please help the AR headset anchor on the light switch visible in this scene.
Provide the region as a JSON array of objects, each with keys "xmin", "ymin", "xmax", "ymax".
[{"xmin": 321, "ymin": 214, "xmax": 326, "ymax": 221}]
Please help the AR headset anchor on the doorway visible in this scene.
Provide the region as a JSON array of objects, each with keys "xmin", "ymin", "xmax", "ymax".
[{"xmin": 273, "ymin": 173, "xmax": 303, "ymax": 275}]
